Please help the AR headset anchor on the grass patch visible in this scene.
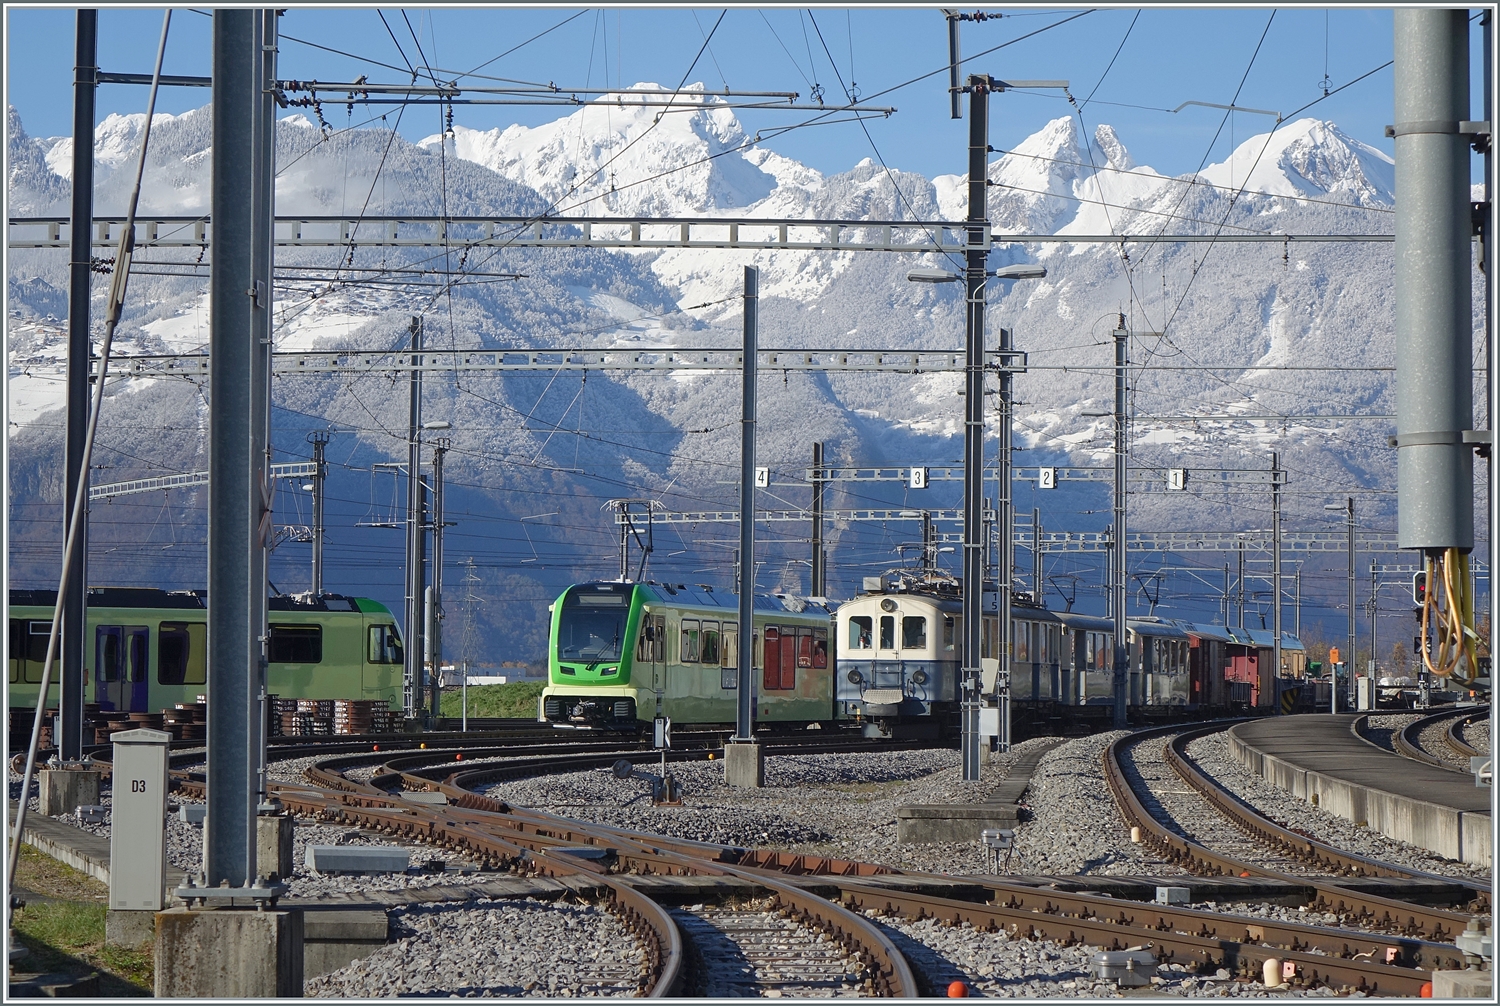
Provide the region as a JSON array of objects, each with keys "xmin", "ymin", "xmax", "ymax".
[
  {"xmin": 10, "ymin": 900, "xmax": 152, "ymax": 996},
  {"xmin": 15, "ymin": 843, "xmax": 108, "ymax": 904},
  {"xmin": 439, "ymin": 679, "xmax": 545, "ymax": 719}
]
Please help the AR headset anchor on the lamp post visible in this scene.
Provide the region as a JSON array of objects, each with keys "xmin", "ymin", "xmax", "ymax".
[{"xmin": 909, "ymin": 262, "xmax": 1045, "ymax": 775}]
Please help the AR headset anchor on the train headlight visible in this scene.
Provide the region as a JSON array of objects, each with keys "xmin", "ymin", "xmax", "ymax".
[
  {"xmin": 847, "ymin": 669, "xmax": 863, "ymax": 684},
  {"xmin": 911, "ymin": 670, "xmax": 928, "ymax": 685},
  {"xmin": 880, "ymin": 598, "xmax": 898, "ymax": 613}
]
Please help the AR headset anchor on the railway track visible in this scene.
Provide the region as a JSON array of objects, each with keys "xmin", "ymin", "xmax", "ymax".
[
  {"xmin": 670, "ymin": 898, "xmax": 872, "ymax": 997},
  {"xmin": 1392, "ymin": 706, "xmax": 1488, "ymax": 772},
  {"xmin": 1104, "ymin": 725, "xmax": 1489, "ymax": 935},
  {"xmin": 135, "ymin": 728, "xmax": 1477, "ymax": 995}
]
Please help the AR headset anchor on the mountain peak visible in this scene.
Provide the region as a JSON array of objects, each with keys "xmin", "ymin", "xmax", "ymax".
[{"xmin": 1197, "ymin": 117, "xmax": 1393, "ymax": 206}]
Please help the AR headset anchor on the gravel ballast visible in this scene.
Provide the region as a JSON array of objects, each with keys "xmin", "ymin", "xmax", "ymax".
[{"xmin": 304, "ymin": 897, "xmax": 643, "ymax": 998}]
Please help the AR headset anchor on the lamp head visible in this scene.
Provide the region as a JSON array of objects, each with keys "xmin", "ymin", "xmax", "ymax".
[
  {"xmin": 991, "ymin": 264, "xmax": 1047, "ymax": 281},
  {"xmin": 906, "ymin": 267, "xmax": 959, "ymax": 284}
]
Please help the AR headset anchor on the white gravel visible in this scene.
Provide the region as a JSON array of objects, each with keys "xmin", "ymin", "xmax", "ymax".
[
  {"xmin": 1185, "ymin": 732, "xmax": 1490, "ymax": 881},
  {"xmin": 478, "ymin": 740, "xmax": 1059, "ymax": 876},
  {"xmin": 304, "ymin": 897, "xmax": 644, "ymax": 997},
  {"xmin": 874, "ymin": 912, "xmax": 1354, "ymax": 998},
  {"xmin": 1417, "ymin": 719, "xmax": 1472, "ymax": 771},
  {"xmin": 1355, "ymin": 713, "xmax": 1423, "ymax": 753},
  {"xmin": 1464, "ymin": 717, "xmax": 1491, "ymax": 755}
]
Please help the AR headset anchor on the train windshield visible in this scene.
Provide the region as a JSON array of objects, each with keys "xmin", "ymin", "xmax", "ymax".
[{"xmin": 558, "ymin": 587, "xmax": 630, "ymax": 663}]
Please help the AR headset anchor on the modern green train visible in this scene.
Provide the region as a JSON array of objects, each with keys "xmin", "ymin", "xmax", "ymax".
[
  {"xmin": 539, "ymin": 581, "xmax": 833, "ymax": 730},
  {"xmin": 7, "ymin": 587, "xmax": 405, "ymax": 714}
]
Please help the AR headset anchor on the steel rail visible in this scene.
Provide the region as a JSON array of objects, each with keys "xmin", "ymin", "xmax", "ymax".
[
  {"xmin": 1445, "ymin": 710, "xmax": 1486, "ymax": 760},
  {"xmin": 372, "ymin": 742, "xmax": 1469, "ymax": 974},
  {"xmin": 1103, "ymin": 724, "xmax": 1479, "ymax": 940},
  {"xmin": 1165, "ymin": 726, "xmax": 1491, "ymax": 904},
  {"xmin": 1392, "ymin": 707, "xmax": 1474, "ymax": 770}
]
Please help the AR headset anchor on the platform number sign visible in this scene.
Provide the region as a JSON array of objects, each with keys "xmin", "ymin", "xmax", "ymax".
[
  {"xmin": 909, "ymin": 467, "xmax": 929, "ymax": 490},
  {"xmin": 754, "ymin": 467, "xmax": 770, "ymax": 488},
  {"xmin": 1038, "ymin": 467, "xmax": 1058, "ymax": 490},
  {"xmin": 1168, "ymin": 468, "xmax": 1189, "ymax": 491}
]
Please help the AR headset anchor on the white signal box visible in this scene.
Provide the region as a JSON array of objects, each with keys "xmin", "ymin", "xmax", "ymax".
[
  {"xmin": 1168, "ymin": 468, "xmax": 1188, "ymax": 491},
  {"xmin": 909, "ymin": 467, "xmax": 929, "ymax": 489},
  {"xmin": 109, "ymin": 728, "xmax": 170, "ymax": 911},
  {"xmin": 1038, "ymin": 467, "xmax": 1058, "ymax": 490},
  {"xmin": 754, "ymin": 467, "xmax": 770, "ymax": 488}
]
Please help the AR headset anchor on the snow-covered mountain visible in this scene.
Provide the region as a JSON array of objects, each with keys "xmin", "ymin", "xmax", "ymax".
[{"xmin": 8, "ymin": 85, "xmax": 1458, "ymax": 659}]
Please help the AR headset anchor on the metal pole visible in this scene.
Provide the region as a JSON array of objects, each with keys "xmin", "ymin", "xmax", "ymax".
[
  {"xmin": 735, "ymin": 266, "xmax": 758, "ymax": 742},
  {"xmin": 205, "ymin": 7, "xmax": 273, "ymax": 888},
  {"xmin": 811, "ymin": 442, "xmax": 825, "ymax": 596},
  {"xmin": 1272, "ymin": 452, "xmax": 1283, "ymax": 691},
  {"xmin": 404, "ymin": 317, "xmax": 423, "ymax": 720},
  {"xmin": 1369, "ymin": 568, "xmax": 1379, "ymax": 676},
  {"xmin": 1485, "ymin": 10, "xmax": 1497, "ymax": 708},
  {"xmin": 1394, "ymin": 9, "xmax": 1473, "ymax": 553},
  {"xmin": 1223, "ymin": 564, "xmax": 1230, "ymax": 626},
  {"xmin": 461, "ymin": 660, "xmax": 468, "ymax": 733},
  {"xmin": 428, "ymin": 440, "xmax": 446, "ymax": 721},
  {"xmin": 309, "ymin": 431, "xmax": 327, "ymax": 595},
  {"xmin": 1033, "ymin": 507, "xmax": 1042, "ymax": 596},
  {"xmin": 1237, "ymin": 542, "xmax": 1245, "ymax": 629},
  {"xmin": 1111, "ymin": 320, "xmax": 1128, "ymax": 729},
  {"xmin": 61, "ymin": 9, "xmax": 97, "ymax": 761},
  {"xmin": 961, "ymin": 74, "xmax": 991, "ymax": 777},
  {"xmin": 1342, "ymin": 497, "xmax": 1355, "ymax": 713}
]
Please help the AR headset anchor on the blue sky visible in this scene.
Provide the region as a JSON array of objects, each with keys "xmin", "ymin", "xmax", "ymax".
[{"xmin": 3, "ymin": 7, "xmax": 1485, "ymax": 180}]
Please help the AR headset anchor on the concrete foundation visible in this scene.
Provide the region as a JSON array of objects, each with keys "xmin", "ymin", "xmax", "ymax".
[
  {"xmin": 724, "ymin": 740, "xmax": 764, "ymax": 788},
  {"xmin": 896, "ymin": 804, "xmax": 1020, "ymax": 844},
  {"xmin": 154, "ymin": 907, "xmax": 303, "ymax": 998},
  {"xmin": 105, "ymin": 909, "xmax": 156, "ymax": 948},
  {"xmin": 1431, "ymin": 969, "xmax": 1492, "ymax": 999},
  {"xmin": 37, "ymin": 768, "xmax": 100, "ymax": 817},
  {"xmin": 302, "ymin": 909, "xmax": 389, "ymax": 978},
  {"xmin": 256, "ymin": 814, "xmax": 295, "ymax": 882}
]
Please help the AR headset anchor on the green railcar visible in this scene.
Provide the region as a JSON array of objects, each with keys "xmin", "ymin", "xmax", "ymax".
[
  {"xmin": 7, "ymin": 587, "xmax": 404, "ymax": 714},
  {"xmin": 539, "ymin": 581, "xmax": 833, "ymax": 730}
]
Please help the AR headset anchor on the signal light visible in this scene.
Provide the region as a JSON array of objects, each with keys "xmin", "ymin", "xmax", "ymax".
[{"xmin": 1412, "ymin": 571, "xmax": 1427, "ymax": 605}]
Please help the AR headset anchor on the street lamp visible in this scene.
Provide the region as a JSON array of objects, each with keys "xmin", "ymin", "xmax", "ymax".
[
  {"xmin": 907, "ymin": 258, "xmax": 1046, "ymax": 777},
  {"xmin": 1323, "ymin": 499, "xmax": 1355, "ymax": 713}
]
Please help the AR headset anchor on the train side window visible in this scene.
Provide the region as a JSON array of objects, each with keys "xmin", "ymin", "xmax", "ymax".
[
  {"xmin": 811, "ymin": 628, "xmax": 827, "ymax": 669},
  {"xmin": 701, "ymin": 621, "xmax": 720, "ymax": 665},
  {"xmin": 368, "ymin": 625, "xmax": 403, "ymax": 664},
  {"xmin": 269, "ymin": 624, "xmax": 323, "ymax": 664},
  {"xmin": 158, "ymin": 622, "xmax": 206, "ymax": 685},
  {"xmin": 1013, "ymin": 621, "xmax": 1029, "ymax": 662},
  {"xmin": 652, "ymin": 616, "xmax": 665, "ymax": 662},
  {"xmin": 781, "ymin": 629, "xmax": 798, "ymax": 688},
  {"xmin": 722, "ymin": 623, "xmax": 737, "ymax": 669},
  {"xmin": 796, "ymin": 627, "xmax": 812, "ymax": 669},
  {"xmin": 24, "ymin": 621, "xmax": 51, "ymax": 683},
  {"xmin": 901, "ymin": 616, "xmax": 927, "ymax": 650},
  {"xmin": 763, "ymin": 627, "xmax": 781, "ymax": 690},
  {"xmin": 636, "ymin": 621, "xmax": 652, "ymax": 662},
  {"xmin": 7, "ymin": 620, "xmax": 20, "ymax": 682},
  {"xmin": 878, "ymin": 616, "xmax": 894, "ymax": 649},
  {"xmin": 848, "ymin": 616, "xmax": 872, "ymax": 649},
  {"xmin": 679, "ymin": 620, "xmax": 700, "ymax": 663},
  {"xmin": 942, "ymin": 617, "xmax": 956, "ymax": 652},
  {"xmin": 96, "ymin": 626, "xmax": 123, "ymax": 682}
]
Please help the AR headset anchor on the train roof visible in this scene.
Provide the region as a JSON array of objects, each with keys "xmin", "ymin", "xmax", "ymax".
[
  {"xmin": 1052, "ymin": 610, "xmax": 1115, "ymax": 631},
  {"xmin": 1166, "ymin": 619, "xmax": 1304, "ymax": 650},
  {"xmin": 567, "ymin": 581, "xmax": 832, "ymax": 615},
  {"xmin": 8, "ymin": 587, "xmax": 385, "ymax": 614}
]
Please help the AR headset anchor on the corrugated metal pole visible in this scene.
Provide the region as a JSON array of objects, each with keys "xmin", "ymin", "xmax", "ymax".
[
  {"xmin": 735, "ymin": 266, "xmax": 758, "ymax": 742},
  {"xmin": 205, "ymin": 7, "xmax": 274, "ymax": 888},
  {"xmin": 309, "ymin": 431, "xmax": 328, "ymax": 595},
  {"xmin": 960, "ymin": 74, "xmax": 993, "ymax": 779},
  {"xmin": 1394, "ymin": 9, "xmax": 1473, "ymax": 554},
  {"xmin": 1111, "ymin": 320, "xmax": 1128, "ymax": 729},
  {"xmin": 404, "ymin": 316, "xmax": 424, "ymax": 720},
  {"xmin": 1272, "ymin": 452, "xmax": 1282, "ymax": 704},
  {"xmin": 428, "ymin": 440, "xmax": 447, "ymax": 720},
  {"xmin": 61, "ymin": 9, "xmax": 97, "ymax": 762}
]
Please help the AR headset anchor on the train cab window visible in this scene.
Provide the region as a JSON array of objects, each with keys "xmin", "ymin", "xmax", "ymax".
[
  {"xmin": 811, "ymin": 628, "xmax": 827, "ymax": 669},
  {"xmin": 636, "ymin": 622, "xmax": 653, "ymax": 661},
  {"xmin": 269, "ymin": 625, "xmax": 323, "ymax": 664},
  {"xmin": 679, "ymin": 620, "xmax": 700, "ymax": 663},
  {"xmin": 848, "ymin": 616, "xmax": 872, "ymax": 649},
  {"xmin": 942, "ymin": 616, "xmax": 956, "ymax": 653},
  {"xmin": 878, "ymin": 616, "xmax": 895, "ymax": 649},
  {"xmin": 368, "ymin": 625, "xmax": 403, "ymax": 664},
  {"xmin": 158, "ymin": 622, "xmax": 206, "ymax": 685},
  {"xmin": 901, "ymin": 616, "xmax": 927, "ymax": 650},
  {"xmin": 700, "ymin": 621, "xmax": 721, "ymax": 665}
]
